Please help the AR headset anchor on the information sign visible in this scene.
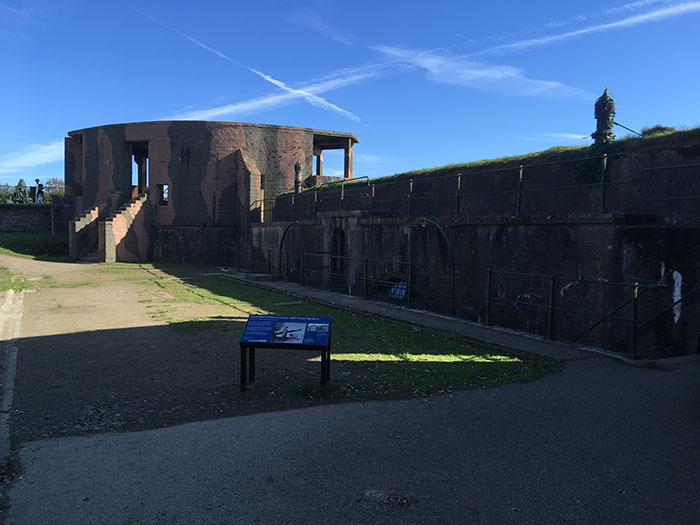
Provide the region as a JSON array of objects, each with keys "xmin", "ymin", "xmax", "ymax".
[
  {"xmin": 240, "ymin": 315, "xmax": 331, "ymax": 347},
  {"xmin": 239, "ymin": 315, "xmax": 332, "ymax": 392}
]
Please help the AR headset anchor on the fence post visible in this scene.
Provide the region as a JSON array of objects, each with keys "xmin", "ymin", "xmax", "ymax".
[
  {"xmin": 314, "ymin": 190, "xmax": 318, "ymax": 217},
  {"xmin": 484, "ymin": 269, "xmax": 492, "ymax": 325},
  {"xmin": 548, "ymin": 275, "xmax": 556, "ymax": 339},
  {"xmin": 408, "ymin": 178, "xmax": 413, "ymax": 217},
  {"xmin": 407, "ymin": 262, "xmax": 413, "ymax": 308},
  {"xmin": 451, "ymin": 265, "xmax": 456, "ymax": 317},
  {"xmin": 370, "ymin": 185, "xmax": 375, "ymax": 218},
  {"xmin": 299, "ymin": 252, "xmax": 304, "ymax": 285},
  {"xmin": 267, "ymin": 249, "xmax": 271, "ymax": 274},
  {"xmin": 363, "ymin": 258, "xmax": 369, "ymax": 298},
  {"xmin": 328, "ymin": 254, "xmax": 333, "ymax": 291},
  {"xmin": 455, "ymin": 174, "xmax": 461, "ymax": 216},
  {"xmin": 516, "ymin": 165, "xmax": 523, "ymax": 217},
  {"xmin": 631, "ymin": 282, "xmax": 639, "ymax": 358},
  {"xmin": 600, "ymin": 153, "xmax": 608, "ymax": 213},
  {"xmin": 340, "ymin": 180, "xmax": 345, "ymax": 211}
]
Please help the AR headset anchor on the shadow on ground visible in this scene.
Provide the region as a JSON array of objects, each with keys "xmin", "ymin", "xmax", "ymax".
[
  {"xmin": 11, "ymin": 321, "xmax": 332, "ymax": 441},
  {"xmin": 12, "ymin": 320, "xmax": 547, "ymax": 442}
]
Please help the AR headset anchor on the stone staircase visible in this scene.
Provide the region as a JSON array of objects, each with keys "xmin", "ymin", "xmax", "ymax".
[
  {"xmin": 71, "ymin": 190, "xmax": 147, "ymax": 263},
  {"xmin": 109, "ymin": 192, "xmax": 147, "ymax": 220},
  {"xmin": 101, "ymin": 192, "xmax": 149, "ymax": 263}
]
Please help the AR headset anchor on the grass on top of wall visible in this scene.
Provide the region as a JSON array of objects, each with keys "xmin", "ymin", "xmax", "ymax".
[{"xmin": 295, "ymin": 125, "xmax": 700, "ymax": 194}]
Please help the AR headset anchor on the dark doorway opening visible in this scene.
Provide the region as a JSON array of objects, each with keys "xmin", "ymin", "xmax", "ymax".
[
  {"xmin": 131, "ymin": 142, "xmax": 149, "ymax": 197},
  {"xmin": 330, "ymin": 228, "xmax": 346, "ymax": 292}
]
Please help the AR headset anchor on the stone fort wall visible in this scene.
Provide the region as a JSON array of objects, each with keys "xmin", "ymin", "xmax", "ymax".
[{"xmin": 250, "ymin": 129, "xmax": 700, "ymax": 358}]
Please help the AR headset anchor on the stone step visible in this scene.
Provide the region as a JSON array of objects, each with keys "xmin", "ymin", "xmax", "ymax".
[
  {"xmin": 79, "ymin": 249, "xmax": 99, "ymax": 263},
  {"xmin": 243, "ymin": 273, "xmax": 276, "ymax": 281},
  {"xmin": 106, "ymin": 193, "xmax": 147, "ymax": 221}
]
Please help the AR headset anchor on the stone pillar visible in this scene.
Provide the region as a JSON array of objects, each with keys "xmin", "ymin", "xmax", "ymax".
[
  {"xmin": 316, "ymin": 151, "xmax": 323, "ymax": 177},
  {"xmin": 135, "ymin": 154, "xmax": 148, "ymax": 194},
  {"xmin": 343, "ymin": 139, "xmax": 353, "ymax": 180},
  {"xmin": 294, "ymin": 160, "xmax": 303, "ymax": 194}
]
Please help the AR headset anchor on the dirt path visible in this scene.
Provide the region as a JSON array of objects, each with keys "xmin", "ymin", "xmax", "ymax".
[{"xmin": 1, "ymin": 255, "xmax": 334, "ymax": 443}]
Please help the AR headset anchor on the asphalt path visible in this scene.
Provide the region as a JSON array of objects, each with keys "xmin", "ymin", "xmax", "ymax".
[
  {"xmin": 3, "ymin": 263, "xmax": 700, "ymax": 523},
  {"xmin": 6, "ymin": 353, "xmax": 700, "ymax": 524}
]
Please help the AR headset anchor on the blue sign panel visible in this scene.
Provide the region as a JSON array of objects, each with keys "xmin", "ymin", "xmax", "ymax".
[{"xmin": 240, "ymin": 315, "xmax": 331, "ymax": 347}]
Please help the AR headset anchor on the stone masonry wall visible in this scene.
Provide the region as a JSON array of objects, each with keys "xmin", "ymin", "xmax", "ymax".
[
  {"xmin": 0, "ymin": 205, "xmax": 51, "ymax": 232},
  {"xmin": 253, "ymin": 130, "xmax": 700, "ymax": 359},
  {"xmin": 253, "ymin": 215, "xmax": 699, "ymax": 359},
  {"xmin": 66, "ymin": 121, "xmax": 322, "ymax": 263}
]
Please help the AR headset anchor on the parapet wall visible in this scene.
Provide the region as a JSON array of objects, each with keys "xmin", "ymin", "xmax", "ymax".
[
  {"xmin": 0, "ymin": 204, "xmax": 51, "ymax": 232},
  {"xmin": 272, "ymin": 144, "xmax": 700, "ymax": 226}
]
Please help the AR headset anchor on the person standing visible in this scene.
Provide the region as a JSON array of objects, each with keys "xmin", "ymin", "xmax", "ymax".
[{"xmin": 35, "ymin": 179, "xmax": 44, "ymax": 203}]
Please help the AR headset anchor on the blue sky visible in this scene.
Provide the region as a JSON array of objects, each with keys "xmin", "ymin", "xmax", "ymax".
[{"xmin": 1, "ymin": 0, "xmax": 699, "ymax": 184}]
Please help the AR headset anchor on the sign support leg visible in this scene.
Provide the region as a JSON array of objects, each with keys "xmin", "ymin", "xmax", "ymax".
[
  {"xmin": 320, "ymin": 346, "xmax": 330, "ymax": 385},
  {"xmin": 249, "ymin": 347, "xmax": 256, "ymax": 383},
  {"xmin": 240, "ymin": 344, "xmax": 248, "ymax": 392}
]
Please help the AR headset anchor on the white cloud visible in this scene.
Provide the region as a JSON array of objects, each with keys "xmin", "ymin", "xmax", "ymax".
[
  {"xmin": 0, "ymin": 2, "xmax": 43, "ymax": 39},
  {"xmin": 0, "ymin": 141, "xmax": 64, "ymax": 174},
  {"xmin": 139, "ymin": 10, "xmax": 360, "ymax": 121},
  {"xmin": 323, "ymin": 168, "xmax": 344, "ymax": 177},
  {"xmin": 374, "ymin": 46, "xmax": 591, "ymax": 98},
  {"xmin": 354, "ymin": 153, "xmax": 384, "ymax": 163},
  {"xmin": 537, "ymin": 133, "xmax": 593, "ymax": 140},
  {"xmin": 171, "ymin": 92, "xmax": 301, "ymax": 121},
  {"xmin": 291, "ymin": 10, "xmax": 352, "ymax": 45},
  {"xmin": 0, "ymin": 3, "xmax": 42, "ymax": 20},
  {"xmin": 169, "ymin": 62, "xmax": 391, "ymax": 121},
  {"xmin": 512, "ymin": 1, "xmax": 674, "ymax": 40},
  {"xmin": 247, "ymin": 67, "xmax": 360, "ymax": 122},
  {"xmin": 605, "ymin": 0, "xmax": 672, "ymax": 15},
  {"xmin": 545, "ymin": 20, "xmax": 570, "ymax": 29},
  {"xmin": 475, "ymin": 1, "xmax": 700, "ymax": 55}
]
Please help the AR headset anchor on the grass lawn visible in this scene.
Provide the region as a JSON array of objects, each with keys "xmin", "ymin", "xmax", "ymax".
[
  {"xmin": 0, "ymin": 232, "xmax": 69, "ymax": 261},
  {"xmin": 132, "ymin": 264, "xmax": 560, "ymax": 399},
  {"xmin": 0, "ymin": 252, "xmax": 559, "ymax": 401}
]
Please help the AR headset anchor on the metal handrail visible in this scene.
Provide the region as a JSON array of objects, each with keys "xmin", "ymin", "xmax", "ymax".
[
  {"xmin": 298, "ymin": 251, "xmax": 410, "ymax": 266},
  {"xmin": 248, "ymin": 198, "xmax": 276, "ymax": 211},
  {"xmin": 489, "ymin": 269, "xmax": 666, "ymax": 289},
  {"xmin": 306, "ymin": 152, "xmax": 699, "ymax": 194},
  {"xmin": 277, "ymin": 247, "xmax": 687, "ymax": 355},
  {"xmin": 634, "ymin": 287, "xmax": 700, "ymax": 334}
]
